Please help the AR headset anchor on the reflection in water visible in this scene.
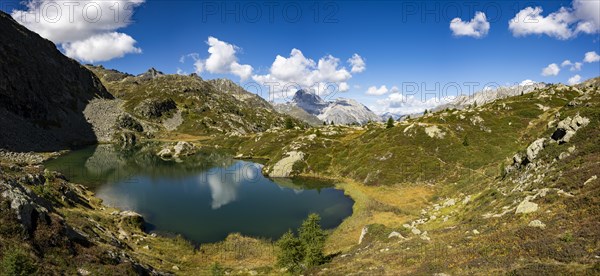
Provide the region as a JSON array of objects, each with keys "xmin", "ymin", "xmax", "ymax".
[
  {"xmin": 45, "ymin": 144, "xmax": 354, "ymax": 244},
  {"xmin": 201, "ymin": 162, "xmax": 262, "ymax": 209}
]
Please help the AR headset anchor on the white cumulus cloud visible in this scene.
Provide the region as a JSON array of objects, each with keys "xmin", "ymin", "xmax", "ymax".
[
  {"xmin": 568, "ymin": 74, "xmax": 582, "ymax": 85},
  {"xmin": 450, "ymin": 11, "xmax": 490, "ymax": 38},
  {"xmin": 63, "ymin": 32, "xmax": 141, "ymax": 62},
  {"xmin": 584, "ymin": 51, "xmax": 600, "ymax": 63},
  {"xmin": 520, "ymin": 79, "xmax": 537, "ymax": 86},
  {"xmin": 366, "ymin": 85, "xmax": 389, "ymax": 96},
  {"xmin": 508, "ymin": 0, "xmax": 600, "ymax": 40},
  {"xmin": 182, "ymin": 37, "xmax": 253, "ymax": 80},
  {"xmin": 12, "ymin": 0, "xmax": 144, "ymax": 61},
  {"xmin": 348, "ymin": 54, "xmax": 366, "ymax": 73},
  {"xmin": 541, "ymin": 63, "xmax": 560, "ymax": 76},
  {"xmin": 252, "ymin": 49, "xmax": 358, "ymax": 98},
  {"xmin": 561, "ymin": 60, "xmax": 583, "ymax": 71},
  {"xmin": 372, "ymin": 93, "xmax": 452, "ymax": 115}
]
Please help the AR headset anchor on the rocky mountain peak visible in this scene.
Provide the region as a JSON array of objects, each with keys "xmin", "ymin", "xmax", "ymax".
[
  {"xmin": 291, "ymin": 90, "xmax": 328, "ymax": 115},
  {"xmin": 137, "ymin": 67, "xmax": 165, "ymax": 80}
]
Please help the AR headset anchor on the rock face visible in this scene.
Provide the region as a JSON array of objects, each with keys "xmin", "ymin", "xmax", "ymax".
[
  {"xmin": 285, "ymin": 90, "xmax": 380, "ymax": 125},
  {"xmin": 135, "ymin": 98, "xmax": 177, "ymax": 119},
  {"xmin": 0, "ymin": 11, "xmax": 113, "ymax": 152},
  {"xmin": 273, "ymin": 103, "xmax": 323, "ymax": 126},
  {"xmin": 0, "ymin": 179, "xmax": 50, "ymax": 233},
  {"xmin": 317, "ymin": 98, "xmax": 381, "ymax": 125}
]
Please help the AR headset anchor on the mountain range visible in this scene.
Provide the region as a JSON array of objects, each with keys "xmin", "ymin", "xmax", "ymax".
[{"xmin": 277, "ymin": 90, "xmax": 381, "ymax": 125}]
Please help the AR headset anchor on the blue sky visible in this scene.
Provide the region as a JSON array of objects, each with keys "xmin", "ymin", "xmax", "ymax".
[{"xmin": 2, "ymin": 0, "xmax": 599, "ymax": 114}]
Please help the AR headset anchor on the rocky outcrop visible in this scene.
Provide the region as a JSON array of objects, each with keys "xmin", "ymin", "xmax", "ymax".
[
  {"xmin": 425, "ymin": 125, "xmax": 446, "ymax": 139},
  {"xmin": 274, "ymin": 103, "xmax": 323, "ymax": 126},
  {"xmin": 0, "ymin": 179, "xmax": 50, "ymax": 233},
  {"xmin": 0, "ymin": 11, "xmax": 113, "ymax": 152},
  {"xmin": 526, "ymin": 138, "xmax": 546, "ymax": 161},
  {"xmin": 551, "ymin": 114, "xmax": 590, "ymax": 144},
  {"xmin": 435, "ymin": 82, "xmax": 547, "ymax": 111},
  {"xmin": 515, "ymin": 200, "xmax": 538, "ymax": 214},
  {"xmin": 269, "ymin": 151, "xmax": 305, "ymax": 178},
  {"xmin": 137, "ymin": 68, "xmax": 165, "ymax": 81},
  {"xmin": 134, "ymin": 98, "xmax": 177, "ymax": 119},
  {"xmin": 157, "ymin": 142, "xmax": 196, "ymax": 160}
]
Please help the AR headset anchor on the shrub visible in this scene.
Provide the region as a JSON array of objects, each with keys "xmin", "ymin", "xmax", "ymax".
[
  {"xmin": 0, "ymin": 247, "xmax": 38, "ymax": 276},
  {"xmin": 462, "ymin": 136, "xmax": 469, "ymax": 147},
  {"xmin": 285, "ymin": 118, "xmax": 295, "ymax": 130},
  {"xmin": 386, "ymin": 117, "xmax": 394, "ymax": 129}
]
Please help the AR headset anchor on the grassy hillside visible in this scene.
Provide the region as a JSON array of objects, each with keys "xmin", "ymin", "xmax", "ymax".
[
  {"xmin": 206, "ymin": 79, "xmax": 600, "ymax": 274},
  {"xmin": 86, "ymin": 65, "xmax": 305, "ymax": 139},
  {"xmin": 1, "ymin": 78, "xmax": 598, "ymax": 275}
]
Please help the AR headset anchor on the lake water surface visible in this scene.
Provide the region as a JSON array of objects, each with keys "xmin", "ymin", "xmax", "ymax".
[{"xmin": 45, "ymin": 145, "xmax": 353, "ymax": 243}]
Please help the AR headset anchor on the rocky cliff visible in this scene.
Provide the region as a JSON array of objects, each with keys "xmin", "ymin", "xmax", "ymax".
[{"xmin": 0, "ymin": 11, "xmax": 113, "ymax": 152}]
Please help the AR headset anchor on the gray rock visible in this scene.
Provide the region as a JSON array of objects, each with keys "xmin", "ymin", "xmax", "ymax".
[
  {"xmin": 269, "ymin": 151, "xmax": 305, "ymax": 178},
  {"xmin": 388, "ymin": 231, "xmax": 405, "ymax": 239},
  {"xmin": 135, "ymin": 98, "xmax": 177, "ymax": 119},
  {"xmin": 0, "ymin": 180, "xmax": 49, "ymax": 233},
  {"xmin": 515, "ymin": 200, "xmax": 539, "ymax": 214},
  {"xmin": 552, "ymin": 114, "xmax": 590, "ymax": 143},
  {"xmin": 526, "ymin": 138, "xmax": 546, "ymax": 161},
  {"xmin": 358, "ymin": 226, "xmax": 369, "ymax": 244},
  {"xmin": 528, "ymin": 220, "xmax": 546, "ymax": 229}
]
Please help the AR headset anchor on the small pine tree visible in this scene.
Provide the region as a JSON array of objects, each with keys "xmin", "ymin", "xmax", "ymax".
[
  {"xmin": 323, "ymin": 121, "xmax": 327, "ymax": 126},
  {"xmin": 424, "ymin": 109, "xmax": 428, "ymax": 114},
  {"xmin": 330, "ymin": 120, "xmax": 335, "ymax": 125},
  {"xmin": 285, "ymin": 117, "xmax": 295, "ymax": 129},
  {"xmin": 386, "ymin": 117, "xmax": 394, "ymax": 129},
  {"xmin": 462, "ymin": 136, "xmax": 469, "ymax": 146},
  {"xmin": 276, "ymin": 230, "xmax": 303, "ymax": 273},
  {"xmin": 299, "ymin": 213, "xmax": 327, "ymax": 268}
]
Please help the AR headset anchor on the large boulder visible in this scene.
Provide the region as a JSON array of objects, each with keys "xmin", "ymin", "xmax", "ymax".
[
  {"xmin": 0, "ymin": 180, "xmax": 50, "ymax": 233},
  {"xmin": 526, "ymin": 138, "xmax": 546, "ymax": 161},
  {"xmin": 551, "ymin": 114, "xmax": 590, "ymax": 143},
  {"xmin": 269, "ymin": 151, "xmax": 305, "ymax": 178},
  {"xmin": 157, "ymin": 141, "xmax": 196, "ymax": 160}
]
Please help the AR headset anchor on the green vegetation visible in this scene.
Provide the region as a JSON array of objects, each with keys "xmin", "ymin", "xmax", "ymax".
[
  {"xmin": 285, "ymin": 117, "xmax": 295, "ymax": 129},
  {"xmin": 210, "ymin": 262, "xmax": 225, "ymax": 276},
  {"xmin": 276, "ymin": 214, "xmax": 328, "ymax": 273},
  {"xmin": 386, "ymin": 117, "xmax": 394, "ymax": 128},
  {"xmin": 1, "ymin": 247, "xmax": 38, "ymax": 276}
]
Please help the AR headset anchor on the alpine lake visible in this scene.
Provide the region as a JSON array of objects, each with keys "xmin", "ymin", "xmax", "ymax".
[{"xmin": 44, "ymin": 144, "xmax": 354, "ymax": 244}]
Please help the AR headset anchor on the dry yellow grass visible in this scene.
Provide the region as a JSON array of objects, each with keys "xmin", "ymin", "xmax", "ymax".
[{"xmin": 325, "ymin": 179, "xmax": 434, "ymax": 254}]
